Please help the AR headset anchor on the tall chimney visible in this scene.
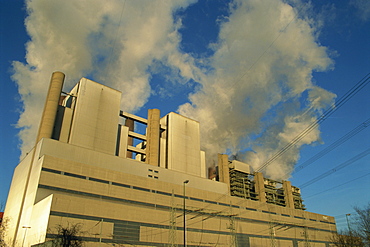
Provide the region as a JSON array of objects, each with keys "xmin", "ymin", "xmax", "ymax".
[
  {"xmin": 36, "ymin": 71, "xmax": 65, "ymax": 143},
  {"xmin": 146, "ymin": 109, "xmax": 161, "ymax": 166}
]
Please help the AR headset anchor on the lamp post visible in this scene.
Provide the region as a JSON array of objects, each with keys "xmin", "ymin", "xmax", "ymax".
[
  {"xmin": 183, "ymin": 180, "xmax": 189, "ymax": 247},
  {"xmin": 22, "ymin": 226, "xmax": 31, "ymax": 247},
  {"xmin": 346, "ymin": 214, "xmax": 351, "ymax": 233}
]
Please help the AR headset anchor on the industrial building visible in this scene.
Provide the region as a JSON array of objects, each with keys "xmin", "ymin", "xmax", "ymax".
[{"xmin": 4, "ymin": 72, "xmax": 336, "ymax": 246}]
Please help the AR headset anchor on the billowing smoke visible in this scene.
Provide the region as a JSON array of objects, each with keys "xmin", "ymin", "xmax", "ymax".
[
  {"xmin": 12, "ymin": 0, "xmax": 198, "ymax": 157},
  {"xmin": 13, "ymin": 0, "xmax": 335, "ymax": 180},
  {"xmin": 178, "ymin": 0, "xmax": 336, "ymax": 179}
]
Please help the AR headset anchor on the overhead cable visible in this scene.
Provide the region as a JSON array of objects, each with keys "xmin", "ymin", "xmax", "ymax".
[
  {"xmin": 299, "ymin": 148, "xmax": 370, "ymax": 188},
  {"xmin": 304, "ymin": 172, "xmax": 370, "ymax": 199},
  {"xmin": 256, "ymin": 73, "xmax": 370, "ymax": 173},
  {"xmin": 288, "ymin": 118, "xmax": 370, "ymax": 176}
]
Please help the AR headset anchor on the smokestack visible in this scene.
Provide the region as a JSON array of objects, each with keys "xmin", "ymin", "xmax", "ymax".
[
  {"xmin": 36, "ymin": 71, "xmax": 65, "ymax": 143},
  {"xmin": 146, "ymin": 109, "xmax": 161, "ymax": 166},
  {"xmin": 217, "ymin": 154, "xmax": 230, "ymax": 193},
  {"xmin": 283, "ymin": 180, "xmax": 295, "ymax": 209},
  {"xmin": 254, "ymin": 172, "xmax": 267, "ymax": 203}
]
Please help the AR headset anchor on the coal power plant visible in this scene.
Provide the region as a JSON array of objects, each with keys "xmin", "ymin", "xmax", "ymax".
[{"xmin": 4, "ymin": 72, "xmax": 336, "ymax": 246}]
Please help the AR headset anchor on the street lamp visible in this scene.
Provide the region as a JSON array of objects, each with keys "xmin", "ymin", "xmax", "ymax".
[
  {"xmin": 183, "ymin": 180, "xmax": 189, "ymax": 247},
  {"xmin": 22, "ymin": 226, "xmax": 31, "ymax": 247},
  {"xmin": 346, "ymin": 214, "xmax": 351, "ymax": 233}
]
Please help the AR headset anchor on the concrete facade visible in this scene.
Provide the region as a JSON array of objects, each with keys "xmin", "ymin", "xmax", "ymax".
[{"xmin": 4, "ymin": 74, "xmax": 336, "ymax": 246}]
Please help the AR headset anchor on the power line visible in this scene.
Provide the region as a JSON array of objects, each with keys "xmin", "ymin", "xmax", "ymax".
[
  {"xmin": 139, "ymin": 149, "xmax": 370, "ymax": 239},
  {"xmin": 299, "ymin": 148, "xmax": 370, "ymax": 188},
  {"xmin": 288, "ymin": 118, "xmax": 370, "ymax": 176},
  {"xmin": 103, "ymin": 0, "xmax": 127, "ymax": 81},
  {"xmin": 256, "ymin": 73, "xmax": 370, "ymax": 173},
  {"xmin": 304, "ymin": 172, "xmax": 370, "ymax": 199}
]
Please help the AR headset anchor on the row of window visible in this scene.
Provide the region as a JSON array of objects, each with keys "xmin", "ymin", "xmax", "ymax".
[
  {"xmin": 41, "ymin": 167, "xmax": 334, "ymax": 225},
  {"xmin": 48, "ymin": 211, "xmax": 333, "ymax": 246},
  {"xmin": 40, "ymin": 183, "xmax": 335, "ymax": 235},
  {"xmin": 46, "ymin": 211, "xmax": 328, "ymax": 247}
]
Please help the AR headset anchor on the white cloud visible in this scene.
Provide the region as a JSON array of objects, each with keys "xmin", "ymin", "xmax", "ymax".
[
  {"xmin": 13, "ymin": 0, "xmax": 336, "ymax": 181},
  {"xmin": 12, "ymin": 0, "xmax": 196, "ymax": 157},
  {"xmin": 178, "ymin": 0, "xmax": 335, "ymax": 180}
]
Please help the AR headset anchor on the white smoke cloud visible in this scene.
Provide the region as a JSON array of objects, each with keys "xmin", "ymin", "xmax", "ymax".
[
  {"xmin": 178, "ymin": 0, "xmax": 336, "ymax": 180},
  {"xmin": 13, "ymin": 0, "xmax": 336, "ymax": 180},
  {"xmin": 12, "ymin": 0, "xmax": 197, "ymax": 157}
]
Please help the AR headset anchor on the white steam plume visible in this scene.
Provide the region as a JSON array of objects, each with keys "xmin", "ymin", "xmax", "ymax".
[
  {"xmin": 12, "ymin": 0, "xmax": 197, "ymax": 157},
  {"xmin": 13, "ymin": 0, "xmax": 336, "ymax": 181},
  {"xmin": 178, "ymin": 0, "xmax": 336, "ymax": 180}
]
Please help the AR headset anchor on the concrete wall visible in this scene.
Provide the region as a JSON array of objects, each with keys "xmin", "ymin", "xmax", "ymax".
[
  {"xmin": 5, "ymin": 136, "xmax": 336, "ymax": 247},
  {"xmin": 161, "ymin": 112, "xmax": 203, "ymax": 177},
  {"xmin": 24, "ymin": 139, "xmax": 335, "ymax": 246},
  {"xmin": 3, "ymin": 152, "xmax": 33, "ymax": 245},
  {"xmin": 37, "ymin": 138, "xmax": 228, "ymax": 195},
  {"xmin": 3, "ymin": 140, "xmax": 46, "ymax": 246},
  {"xmin": 68, "ymin": 78, "xmax": 121, "ymax": 155}
]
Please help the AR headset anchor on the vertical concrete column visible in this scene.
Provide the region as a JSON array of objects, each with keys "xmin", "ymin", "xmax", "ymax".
[
  {"xmin": 283, "ymin": 180, "xmax": 295, "ymax": 208},
  {"xmin": 125, "ymin": 118, "xmax": 134, "ymax": 158},
  {"xmin": 36, "ymin": 71, "xmax": 65, "ymax": 143},
  {"xmin": 218, "ymin": 154, "xmax": 230, "ymax": 192},
  {"xmin": 254, "ymin": 172, "xmax": 266, "ymax": 203},
  {"xmin": 13, "ymin": 72, "xmax": 64, "ymax": 246},
  {"xmin": 146, "ymin": 109, "xmax": 160, "ymax": 166}
]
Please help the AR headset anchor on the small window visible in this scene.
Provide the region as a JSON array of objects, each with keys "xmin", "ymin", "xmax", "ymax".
[
  {"xmin": 190, "ymin": 197, "xmax": 203, "ymax": 202},
  {"xmin": 64, "ymin": 172, "xmax": 85, "ymax": 179},
  {"xmin": 89, "ymin": 177, "xmax": 109, "ymax": 184},
  {"xmin": 41, "ymin": 167, "xmax": 61, "ymax": 174},
  {"xmin": 157, "ymin": 191, "xmax": 171, "ymax": 196},
  {"xmin": 112, "ymin": 182, "xmax": 130, "ymax": 188},
  {"xmin": 246, "ymin": 207, "xmax": 257, "ymax": 211},
  {"xmin": 205, "ymin": 200, "xmax": 217, "ymax": 205},
  {"xmin": 133, "ymin": 186, "xmax": 150, "ymax": 192}
]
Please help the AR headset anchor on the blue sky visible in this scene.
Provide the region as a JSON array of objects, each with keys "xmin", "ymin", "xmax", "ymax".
[{"xmin": 1, "ymin": 0, "xmax": 369, "ymax": 231}]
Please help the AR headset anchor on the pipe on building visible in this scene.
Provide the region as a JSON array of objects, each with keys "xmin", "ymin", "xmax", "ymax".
[
  {"xmin": 146, "ymin": 109, "xmax": 161, "ymax": 166},
  {"xmin": 254, "ymin": 172, "xmax": 267, "ymax": 203},
  {"xmin": 283, "ymin": 180, "xmax": 295, "ymax": 209},
  {"xmin": 217, "ymin": 154, "xmax": 230, "ymax": 193},
  {"xmin": 36, "ymin": 71, "xmax": 65, "ymax": 143}
]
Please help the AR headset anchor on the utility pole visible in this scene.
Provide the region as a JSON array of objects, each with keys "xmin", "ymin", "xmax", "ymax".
[
  {"xmin": 169, "ymin": 190, "xmax": 178, "ymax": 247},
  {"xmin": 269, "ymin": 221, "xmax": 277, "ymax": 247},
  {"xmin": 226, "ymin": 203, "xmax": 238, "ymax": 247},
  {"xmin": 303, "ymin": 223, "xmax": 311, "ymax": 247},
  {"xmin": 228, "ymin": 216, "xmax": 237, "ymax": 246}
]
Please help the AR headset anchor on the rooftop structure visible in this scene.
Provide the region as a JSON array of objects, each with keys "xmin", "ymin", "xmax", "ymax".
[{"xmin": 4, "ymin": 72, "xmax": 336, "ymax": 246}]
